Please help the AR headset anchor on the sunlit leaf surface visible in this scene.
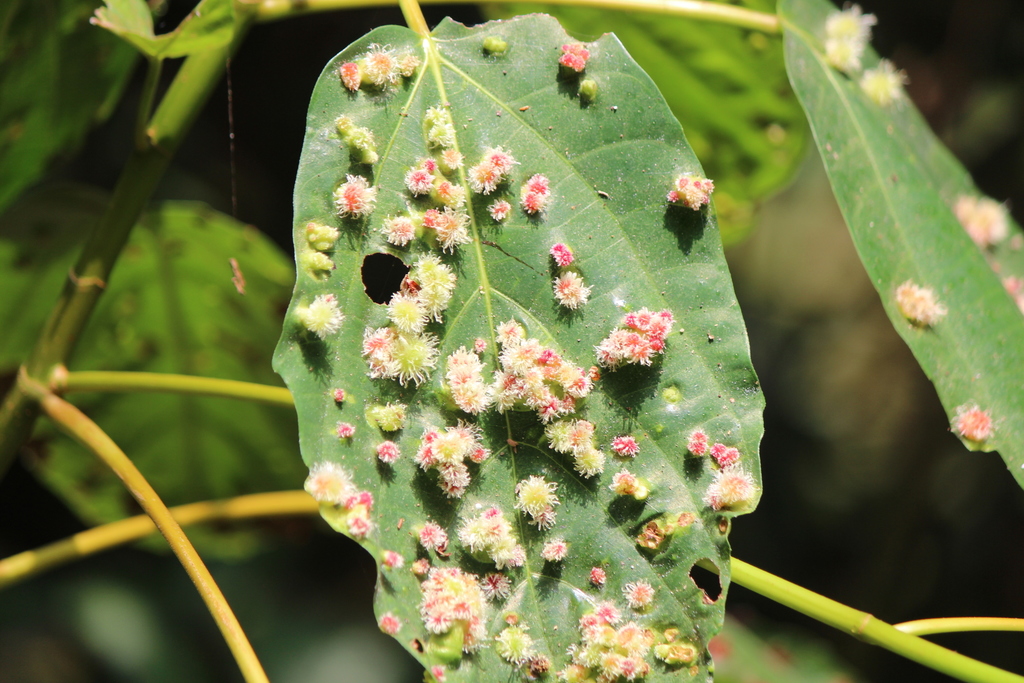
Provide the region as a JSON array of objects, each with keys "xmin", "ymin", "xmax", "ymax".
[{"xmin": 275, "ymin": 15, "xmax": 763, "ymax": 681}]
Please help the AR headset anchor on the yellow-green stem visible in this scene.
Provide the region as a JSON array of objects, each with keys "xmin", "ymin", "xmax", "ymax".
[
  {"xmin": 0, "ymin": 491, "xmax": 317, "ymax": 590},
  {"xmin": 58, "ymin": 370, "xmax": 294, "ymax": 408},
  {"xmin": 33, "ymin": 387, "xmax": 269, "ymax": 683},
  {"xmin": 895, "ymin": 618, "xmax": 1024, "ymax": 637},
  {"xmin": 256, "ymin": 0, "xmax": 781, "ymax": 33},
  {"xmin": 730, "ymin": 558, "xmax": 1024, "ymax": 683}
]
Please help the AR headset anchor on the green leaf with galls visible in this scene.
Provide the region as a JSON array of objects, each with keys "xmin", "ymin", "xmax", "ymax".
[
  {"xmin": 780, "ymin": 0, "xmax": 1024, "ymax": 488},
  {"xmin": 92, "ymin": 0, "xmax": 236, "ymax": 59},
  {"xmin": 275, "ymin": 15, "xmax": 763, "ymax": 681}
]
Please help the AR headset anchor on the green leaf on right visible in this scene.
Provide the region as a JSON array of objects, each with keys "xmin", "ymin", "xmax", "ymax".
[
  {"xmin": 781, "ymin": 0, "xmax": 1024, "ymax": 487},
  {"xmin": 0, "ymin": 0, "xmax": 137, "ymax": 216},
  {"xmin": 92, "ymin": 0, "xmax": 236, "ymax": 59},
  {"xmin": 275, "ymin": 14, "xmax": 763, "ymax": 682},
  {"xmin": 488, "ymin": 1, "xmax": 809, "ymax": 245}
]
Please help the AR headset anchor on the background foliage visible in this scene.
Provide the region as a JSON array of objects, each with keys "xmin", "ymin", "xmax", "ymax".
[{"xmin": 1, "ymin": 0, "xmax": 1023, "ymax": 681}]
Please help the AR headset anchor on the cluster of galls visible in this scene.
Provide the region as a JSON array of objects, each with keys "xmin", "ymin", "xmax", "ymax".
[
  {"xmin": 666, "ymin": 174, "xmax": 714, "ymax": 210},
  {"xmin": 361, "ymin": 256, "xmax": 456, "ymax": 386},
  {"xmin": 385, "ymin": 155, "xmax": 472, "ymax": 253},
  {"xmin": 823, "ymin": 4, "xmax": 876, "ymax": 74},
  {"xmin": 823, "ymin": 5, "xmax": 909, "ymax": 108},
  {"xmin": 418, "ymin": 567, "xmax": 488, "ymax": 652},
  {"xmin": 457, "ymin": 506, "xmax": 525, "ymax": 569},
  {"xmin": 336, "ymin": 115, "xmax": 378, "ymax": 165},
  {"xmin": 595, "ymin": 308, "xmax": 674, "ymax": 369},
  {"xmin": 465, "ymin": 148, "xmax": 555, "ymax": 221},
  {"xmin": 444, "ymin": 347, "xmax": 490, "ymax": 414},
  {"xmin": 687, "ymin": 428, "xmax": 758, "ymax": 512},
  {"xmin": 414, "ymin": 424, "xmax": 490, "ymax": 498},
  {"xmin": 492, "ymin": 320, "xmax": 595, "ymax": 423},
  {"xmin": 546, "ymin": 419, "xmax": 605, "ymax": 478},
  {"xmin": 299, "ymin": 221, "xmax": 341, "ymax": 279},
  {"xmin": 514, "ymin": 475, "xmax": 560, "ymax": 529},
  {"xmin": 339, "ymin": 44, "xmax": 420, "ymax": 92},
  {"xmin": 558, "ymin": 43, "xmax": 598, "ymax": 102},
  {"xmin": 561, "ymin": 603, "xmax": 654, "ymax": 682},
  {"xmin": 550, "ymin": 241, "xmax": 592, "ymax": 311},
  {"xmin": 303, "ymin": 462, "xmax": 374, "ymax": 539},
  {"xmin": 295, "ymin": 221, "xmax": 344, "ymax": 336}
]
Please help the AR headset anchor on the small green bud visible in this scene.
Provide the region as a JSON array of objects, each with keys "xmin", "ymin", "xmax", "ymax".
[
  {"xmin": 654, "ymin": 642, "xmax": 698, "ymax": 666},
  {"xmin": 305, "ymin": 221, "xmax": 340, "ymax": 251},
  {"xmin": 579, "ymin": 78, "xmax": 598, "ymax": 102},
  {"xmin": 366, "ymin": 402, "xmax": 407, "ymax": 431},
  {"xmin": 428, "ymin": 626, "xmax": 466, "ymax": 664},
  {"xmin": 300, "ymin": 250, "xmax": 334, "ymax": 274},
  {"xmin": 482, "ymin": 36, "xmax": 508, "ymax": 55},
  {"xmin": 335, "ymin": 115, "xmax": 355, "ymax": 135}
]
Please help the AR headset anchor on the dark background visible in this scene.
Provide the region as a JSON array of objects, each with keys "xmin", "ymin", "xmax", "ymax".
[{"xmin": 2, "ymin": 0, "xmax": 1023, "ymax": 681}]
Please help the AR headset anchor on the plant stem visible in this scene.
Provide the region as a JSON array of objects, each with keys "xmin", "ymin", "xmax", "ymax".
[
  {"xmin": 730, "ymin": 558, "xmax": 1024, "ymax": 683},
  {"xmin": 34, "ymin": 389, "xmax": 269, "ymax": 683},
  {"xmin": 895, "ymin": 618, "xmax": 1024, "ymax": 637},
  {"xmin": 58, "ymin": 370, "xmax": 295, "ymax": 407},
  {"xmin": 255, "ymin": 0, "xmax": 781, "ymax": 33},
  {"xmin": 135, "ymin": 58, "xmax": 163, "ymax": 150},
  {"xmin": 0, "ymin": 491, "xmax": 317, "ymax": 590},
  {"xmin": 0, "ymin": 14, "xmax": 256, "ymax": 481},
  {"xmin": 399, "ymin": 0, "xmax": 430, "ymax": 36}
]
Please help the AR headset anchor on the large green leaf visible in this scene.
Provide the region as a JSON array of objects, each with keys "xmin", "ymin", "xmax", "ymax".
[
  {"xmin": 489, "ymin": 1, "xmax": 809, "ymax": 245},
  {"xmin": 92, "ymin": 0, "xmax": 236, "ymax": 59},
  {"xmin": 275, "ymin": 15, "xmax": 763, "ymax": 681},
  {"xmin": 780, "ymin": 0, "xmax": 1024, "ymax": 486},
  {"xmin": 0, "ymin": 0, "xmax": 136, "ymax": 216},
  {"xmin": 0, "ymin": 188, "xmax": 305, "ymax": 557}
]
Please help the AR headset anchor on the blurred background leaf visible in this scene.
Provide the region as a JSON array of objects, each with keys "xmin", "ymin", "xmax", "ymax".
[
  {"xmin": 0, "ymin": 186, "xmax": 305, "ymax": 558},
  {"xmin": 92, "ymin": 0, "xmax": 236, "ymax": 59},
  {"xmin": 0, "ymin": 0, "xmax": 137, "ymax": 216},
  {"xmin": 487, "ymin": 0, "xmax": 809, "ymax": 244}
]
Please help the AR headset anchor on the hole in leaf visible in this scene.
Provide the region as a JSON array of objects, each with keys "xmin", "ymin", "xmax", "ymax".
[
  {"xmin": 361, "ymin": 252, "xmax": 409, "ymax": 304},
  {"xmin": 689, "ymin": 560, "xmax": 722, "ymax": 604}
]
